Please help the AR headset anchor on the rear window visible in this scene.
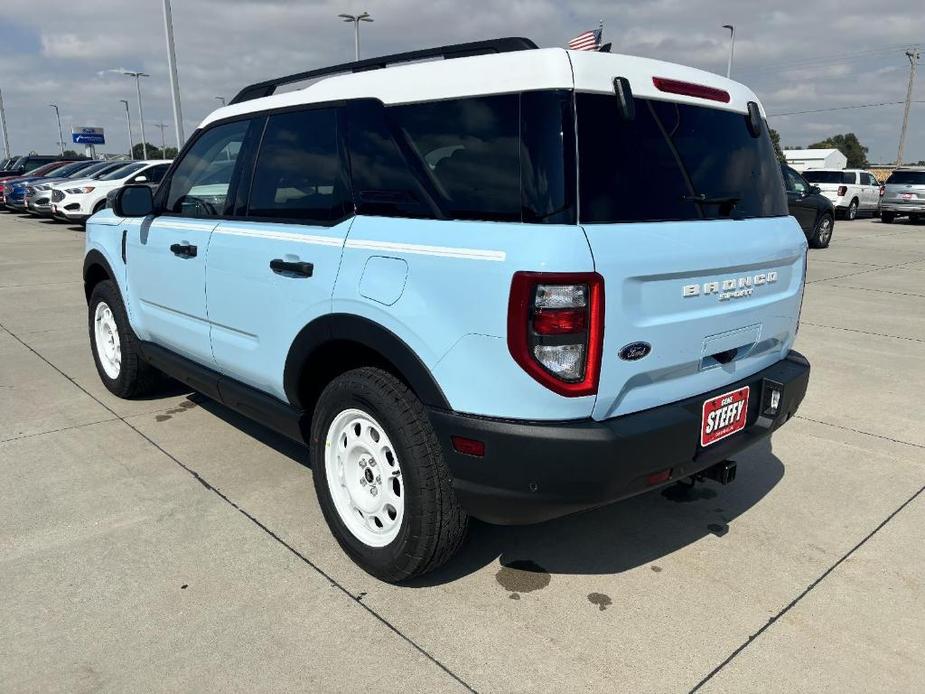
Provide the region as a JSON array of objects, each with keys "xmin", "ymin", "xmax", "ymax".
[
  {"xmin": 886, "ymin": 171, "xmax": 925, "ymax": 185},
  {"xmin": 576, "ymin": 94, "xmax": 786, "ymax": 223},
  {"xmin": 803, "ymin": 170, "xmax": 853, "ymax": 184}
]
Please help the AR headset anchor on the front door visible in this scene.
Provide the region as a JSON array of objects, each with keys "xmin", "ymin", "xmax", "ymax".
[
  {"xmin": 206, "ymin": 107, "xmax": 354, "ymax": 400},
  {"xmin": 125, "ymin": 118, "xmax": 252, "ymax": 365}
]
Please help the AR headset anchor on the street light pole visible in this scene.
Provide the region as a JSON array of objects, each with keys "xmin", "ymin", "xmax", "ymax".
[
  {"xmin": 0, "ymin": 89, "xmax": 10, "ymax": 160},
  {"xmin": 49, "ymin": 104, "xmax": 64, "ymax": 155},
  {"xmin": 162, "ymin": 0, "xmax": 186, "ymax": 149},
  {"xmin": 118, "ymin": 71, "xmax": 150, "ymax": 159},
  {"xmin": 722, "ymin": 25, "xmax": 735, "ymax": 79},
  {"xmin": 120, "ymin": 99, "xmax": 134, "ymax": 159},
  {"xmin": 338, "ymin": 12, "xmax": 374, "ymax": 61},
  {"xmin": 896, "ymin": 48, "xmax": 920, "ymax": 166},
  {"xmin": 154, "ymin": 121, "xmax": 168, "ymax": 153}
]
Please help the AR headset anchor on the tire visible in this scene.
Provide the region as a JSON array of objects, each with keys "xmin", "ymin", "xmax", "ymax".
[
  {"xmin": 310, "ymin": 367, "xmax": 468, "ymax": 582},
  {"xmin": 88, "ymin": 280, "xmax": 161, "ymax": 398},
  {"xmin": 845, "ymin": 198, "xmax": 859, "ymax": 220},
  {"xmin": 881, "ymin": 212, "xmax": 895, "ymax": 224},
  {"xmin": 809, "ymin": 212, "xmax": 834, "ymax": 249}
]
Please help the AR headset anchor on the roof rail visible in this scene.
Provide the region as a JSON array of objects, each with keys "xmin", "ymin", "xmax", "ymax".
[{"xmin": 228, "ymin": 37, "xmax": 538, "ymax": 105}]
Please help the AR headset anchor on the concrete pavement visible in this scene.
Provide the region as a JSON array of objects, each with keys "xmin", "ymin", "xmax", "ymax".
[{"xmin": 1, "ymin": 211, "xmax": 922, "ymax": 692}]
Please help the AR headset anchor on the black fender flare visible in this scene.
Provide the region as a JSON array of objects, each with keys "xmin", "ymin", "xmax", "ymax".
[
  {"xmin": 83, "ymin": 249, "xmax": 118, "ymax": 302},
  {"xmin": 283, "ymin": 314, "xmax": 450, "ymax": 410}
]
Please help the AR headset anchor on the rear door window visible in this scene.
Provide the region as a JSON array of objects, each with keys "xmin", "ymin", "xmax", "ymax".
[
  {"xmin": 246, "ymin": 108, "xmax": 351, "ymax": 224},
  {"xmin": 576, "ymin": 94, "xmax": 787, "ymax": 223}
]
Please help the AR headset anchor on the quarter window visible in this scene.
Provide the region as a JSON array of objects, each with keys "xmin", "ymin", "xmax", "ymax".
[
  {"xmin": 247, "ymin": 108, "xmax": 351, "ymax": 223},
  {"xmin": 389, "ymin": 94, "xmax": 521, "ymax": 222},
  {"xmin": 165, "ymin": 119, "xmax": 250, "ymax": 216}
]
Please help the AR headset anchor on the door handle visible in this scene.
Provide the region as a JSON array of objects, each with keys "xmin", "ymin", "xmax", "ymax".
[
  {"xmin": 170, "ymin": 243, "xmax": 197, "ymax": 258},
  {"xmin": 270, "ymin": 259, "xmax": 314, "ymax": 277}
]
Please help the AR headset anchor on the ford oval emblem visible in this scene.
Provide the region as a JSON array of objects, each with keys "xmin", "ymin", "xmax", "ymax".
[{"xmin": 619, "ymin": 342, "xmax": 651, "ymax": 361}]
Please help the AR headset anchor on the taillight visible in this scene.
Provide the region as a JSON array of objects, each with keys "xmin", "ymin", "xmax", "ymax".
[
  {"xmin": 652, "ymin": 77, "xmax": 730, "ymax": 103},
  {"xmin": 507, "ymin": 272, "xmax": 604, "ymax": 397},
  {"xmin": 880, "ymin": 185, "xmax": 885, "ymax": 197},
  {"xmin": 837, "ymin": 185, "xmax": 848, "ymax": 197}
]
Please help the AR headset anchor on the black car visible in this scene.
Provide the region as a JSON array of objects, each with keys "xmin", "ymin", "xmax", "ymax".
[{"xmin": 781, "ymin": 164, "xmax": 835, "ymax": 248}]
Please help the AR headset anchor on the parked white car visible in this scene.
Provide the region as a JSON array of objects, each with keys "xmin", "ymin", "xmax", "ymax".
[
  {"xmin": 50, "ymin": 160, "xmax": 172, "ymax": 223},
  {"xmin": 800, "ymin": 168, "xmax": 881, "ymax": 220}
]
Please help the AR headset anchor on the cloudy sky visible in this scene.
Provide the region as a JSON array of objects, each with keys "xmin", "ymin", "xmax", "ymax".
[{"xmin": 1, "ymin": 0, "xmax": 922, "ymax": 163}]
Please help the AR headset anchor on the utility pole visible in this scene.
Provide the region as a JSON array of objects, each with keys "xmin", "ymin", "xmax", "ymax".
[
  {"xmin": 896, "ymin": 48, "xmax": 920, "ymax": 166},
  {"xmin": 154, "ymin": 121, "xmax": 168, "ymax": 153},
  {"xmin": 163, "ymin": 0, "xmax": 186, "ymax": 148},
  {"xmin": 338, "ymin": 12, "xmax": 374, "ymax": 61},
  {"xmin": 49, "ymin": 104, "xmax": 64, "ymax": 155},
  {"xmin": 0, "ymin": 89, "xmax": 10, "ymax": 159},
  {"xmin": 722, "ymin": 25, "xmax": 735, "ymax": 79},
  {"xmin": 120, "ymin": 99, "xmax": 134, "ymax": 159}
]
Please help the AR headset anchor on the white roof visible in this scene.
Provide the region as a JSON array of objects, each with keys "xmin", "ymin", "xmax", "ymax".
[{"xmin": 200, "ymin": 47, "xmax": 764, "ymax": 129}]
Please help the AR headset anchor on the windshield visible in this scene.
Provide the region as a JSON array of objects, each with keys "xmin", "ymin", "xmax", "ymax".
[
  {"xmin": 802, "ymin": 170, "xmax": 852, "ymax": 184},
  {"xmin": 76, "ymin": 162, "xmax": 114, "ymax": 178},
  {"xmin": 886, "ymin": 171, "xmax": 925, "ymax": 185},
  {"xmin": 49, "ymin": 161, "xmax": 90, "ymax": 177},
  {"xmin": 576, "ymin": 94, "xmax": 786, "ymax": 222},
  {"xmin": 90, "ymin": 162, "xmax": 131, "ymax": 179},
  {"xmin": 99, "ymin": 162, "xmax": 146, "ymax": 181}
]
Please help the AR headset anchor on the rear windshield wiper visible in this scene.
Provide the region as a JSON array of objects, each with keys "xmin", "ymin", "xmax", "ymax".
[{"xmin": 682, "ymin": 194, "xmax": 741, "ymax": 206}]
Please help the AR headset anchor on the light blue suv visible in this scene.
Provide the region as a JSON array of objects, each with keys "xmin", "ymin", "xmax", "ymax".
[{"xmin": 84, "ymin": 38, "xmax": 810, "ymax": 581}]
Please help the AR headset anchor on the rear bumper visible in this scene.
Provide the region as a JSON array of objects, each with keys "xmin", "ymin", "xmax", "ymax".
[
  {"xmin": 430, "ymin": 350, "xmax": 810, "ymax": 524},
  {"xmin": 881, "ymin": 203, "xmax": 925, "ymax": 214}
]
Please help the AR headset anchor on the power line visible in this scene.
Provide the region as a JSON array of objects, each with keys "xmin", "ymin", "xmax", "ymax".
[
  {"xmin": 769, "ymin": 100, "xmax": 925, "ymax": 117},
  {"xmin": 741, "ymin": 43, "xmax": 917, "ymax": 75}
]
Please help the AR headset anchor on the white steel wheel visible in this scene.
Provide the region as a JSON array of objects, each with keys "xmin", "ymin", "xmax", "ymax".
[
  {"xmin": 324, "ymin": 408, "xmax": 404, "ymax": 547},
  {"xmin": 93, "ymin": 301, "xmax": 121, "ymax": 379}
]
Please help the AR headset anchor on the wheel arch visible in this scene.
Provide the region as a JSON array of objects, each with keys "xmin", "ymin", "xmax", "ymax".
[
  {"xmin": 83, "ymin": 249, "xmax": 117, "ymax": 304},
  {"xmin": 284, "ymin": 314, "xmax": 451, "ymax": 416}
]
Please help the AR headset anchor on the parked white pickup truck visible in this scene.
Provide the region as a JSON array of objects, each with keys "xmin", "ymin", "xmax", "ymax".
[{"xmin": 801, "ymin": 169, "xmax": 881, "ymax": 220}]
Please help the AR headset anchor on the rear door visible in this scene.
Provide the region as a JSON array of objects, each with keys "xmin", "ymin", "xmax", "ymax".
[
  {"xmin": 575, "ymin": 93, "xmax": 806, "ymax": 421},
  {"xmin": 206, "ymin": 106, "xmax": 354, "ymax": 400}
]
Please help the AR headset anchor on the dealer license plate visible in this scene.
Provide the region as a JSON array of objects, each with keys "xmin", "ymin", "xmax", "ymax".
[{"xmin": 701, "ymin": 386, "xmax": 749, "ymax": 447}]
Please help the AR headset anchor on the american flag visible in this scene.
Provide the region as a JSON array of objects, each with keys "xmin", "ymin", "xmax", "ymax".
[{"xmin": 568, "ymin": 24, "xmax": 602, "ymax": 51}]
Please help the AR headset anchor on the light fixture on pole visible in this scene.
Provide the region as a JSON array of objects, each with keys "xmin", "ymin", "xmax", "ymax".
[
  {"xmin": 215, "ymin": 96, "xmax": 226, "ymax": 106},
  {"xmin": 49, "ymin": 104, "xmax": 64, "ymax": 155},
  {"xmin": 162, "ymin": 0, "xmax": 186, "ymax": 149},
  {"xmin": 338, "ymin": 12, "xmax": 373, "ymax": 61},
  {"xmin": 722, "ymin": 24, "xmax": 735, "ymax": 79},
  {"xmin": 120, "ymin": 99, "xmax": 135, "ymax": 159},
  {"xmin": 115, "ymin": 70, "xmax": 150, "ymax": 159}
]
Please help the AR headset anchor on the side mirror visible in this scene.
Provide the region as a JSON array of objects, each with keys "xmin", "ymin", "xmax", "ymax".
[
  {"xmin": 112, "ymin": 184, "xmax": 154, "ymax": 218},
  {"xmin": 810, "ymin": 185, "xmax": 821, "ymax": 195}
]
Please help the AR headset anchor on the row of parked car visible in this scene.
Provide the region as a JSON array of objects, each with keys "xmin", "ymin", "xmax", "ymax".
[
  {"xmin": 0, "ymin": 156, "xmax": 171, "ymax": 224},
  {"xmin": 779, "ymin": 163, "xmax": 925, "ymax": 248}
]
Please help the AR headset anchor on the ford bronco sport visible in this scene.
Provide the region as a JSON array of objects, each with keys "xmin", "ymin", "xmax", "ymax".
[{"xmin": 83, "ymin": 38, "xmax": 810, "ymax": 582}]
